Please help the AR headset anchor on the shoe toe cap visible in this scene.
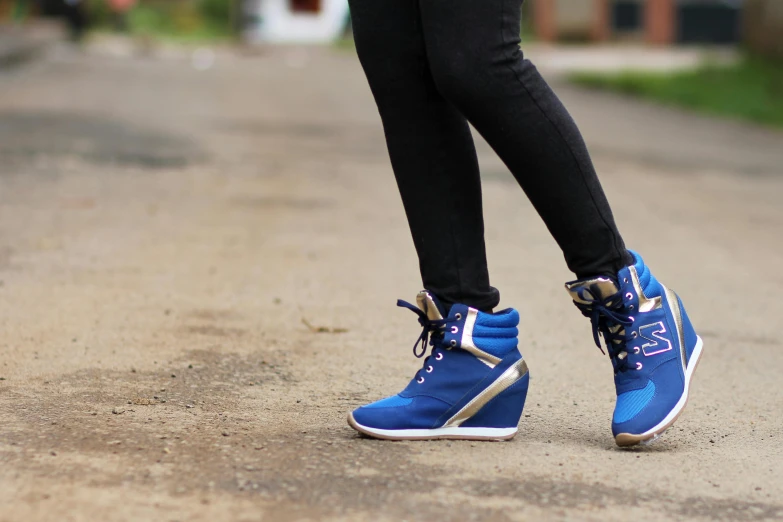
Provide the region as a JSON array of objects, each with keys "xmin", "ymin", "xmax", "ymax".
[
  {"xmin": 613, "ymin": 381, "xmax": 657, "ymax": 427},
  {"xmin": 612, "ymin": 372, "xmax": 684, "ymax": 436},
  {"xmin": 351, "ymin": 395, "xmax": 449, "ymax": 431}
]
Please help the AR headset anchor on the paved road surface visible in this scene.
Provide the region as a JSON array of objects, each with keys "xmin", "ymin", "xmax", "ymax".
[{"xmin": 1, "ymin": 45, "xmax": 782, "ymax": 521}]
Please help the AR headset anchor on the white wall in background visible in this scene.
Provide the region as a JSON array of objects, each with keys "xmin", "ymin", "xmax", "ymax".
[{"xmin": 246, "ymin": 0, "xmax": 350, "ymax": 44}]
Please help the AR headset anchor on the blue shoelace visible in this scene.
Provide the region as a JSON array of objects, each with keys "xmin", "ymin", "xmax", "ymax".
[
  {"xmin": 397, "ymin": 299, "xmax": 448, "ymax": 358},
  {"xmin": 573, "ymin": 292, "xmax": 634, "ymax": 374},
  {"xmin": 397, "ymin": 299, "xmax": 451, "ymax": 382}
]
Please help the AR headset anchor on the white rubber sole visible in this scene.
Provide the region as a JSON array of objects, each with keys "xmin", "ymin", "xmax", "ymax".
[
  {"xmin": 615, "ymin": 336, "xmax": 704, "ymax": 447},
  {"xmin": 347, "ymin": 413, "xmax": 517, "ymax": 441}
]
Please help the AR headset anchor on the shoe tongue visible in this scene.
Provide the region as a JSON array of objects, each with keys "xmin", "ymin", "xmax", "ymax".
[
  {"xmin": 416, "ymin": 290, "xmax": 445, "ymax": 321},
  {"xmin": 565, "ymin": 277, "xmax": 620, "ymax": 305}
]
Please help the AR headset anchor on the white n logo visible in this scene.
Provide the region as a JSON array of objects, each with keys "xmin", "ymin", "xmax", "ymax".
[{"xmin": 638, "ymin": 321, "xmax": 673, "ymax": 356}]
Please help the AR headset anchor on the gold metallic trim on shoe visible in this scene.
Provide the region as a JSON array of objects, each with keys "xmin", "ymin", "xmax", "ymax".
[
  {"xmin": 416, "ymin": 290, "xmax": 444, "ymax": 321},
  {"xmin": 628, "ymin": 266, "xmax": 662, "ymax": 313},
  {"xmin": 443, "ymin": 357, "xmax": 529, "ymax": 428},
  {"xmin": 663, "ymin": 285, "xmax": 688, "ymax": 370},
  {"xmin": 459, "ymin": 308, "xmax": 501, "ymax": 368},
  {"xmin": 565, "ymin": 277, "xmax": 620, "ymax": 304}
]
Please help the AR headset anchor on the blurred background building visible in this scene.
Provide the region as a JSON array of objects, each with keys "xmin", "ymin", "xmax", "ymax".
[
  {"xmin": 0, "ymin": 0, "xmax": 780, "ymax": 53},
  {"xmin": 743, "ymin": 0, "xmax": 783, "ymax": 59},
  {"xmin": 0, "ymin": 0, "xmax": 782, "ymax": 59},
  {"xmin": 244, "ymin": 0, "xmax": 349, "ymax": 43},
  {"xmin": 531, "ymin": 0, "xmax": 744, "ymax": 45}
]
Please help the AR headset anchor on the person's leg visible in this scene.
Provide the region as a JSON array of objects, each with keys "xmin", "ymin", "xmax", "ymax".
[
  {"xmin": 418, "ymin": 0, "xmax": 701, "ymax": 447},
  {"xmin": 418, "ymin": 0, "xmax": 632, "ymax": 278},
  {"xmin": 347, "ymin": 0, "xmax": 530, "ymax": 442},
  {"xmin": 348, "ymin": 0, "xmax": 499, "ymax": 311}
]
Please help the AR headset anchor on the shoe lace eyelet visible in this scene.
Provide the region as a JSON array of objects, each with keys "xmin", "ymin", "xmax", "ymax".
[
  {"xmin": 632, "ymin": 331, "xmax": 638, "ymax": 339},
  {"xmin": 455, "ymin": 313, "xmax": 462, "ymax": 321},
  {"xmin": 625, "ymin": 292, "xmax": 633, "ymax": 300},
  {"xmin": 624, "ymin": 278, "xmax": 629, "ymax": 283},
  {"xmin": 629, "ymin": 305, "xmax": 635, "ymax": 311},
  {"xmin": 417, "ymin": 376, "xmax": 425, "ymax": 384},
  {"xmin": 634, "ymin": 347, "xmax": 640, "ymax": 354},
  {"xmin": 426, "ymin": 365, "xmax": 433, "ymax": 373},
  {"xmin": 450, "ymin": 326, "xmax": 458, "ymax": 334},
  {"xmin": 435, "ymin": 353, "xmax": 443, "ymax": 360},
  {"xmin": 635, "ymin": 362, "xmax": 643, "ymax": 370},
  {"xmin": 449, "ymin": 340, "xmax": 457, "ymax": 347}
]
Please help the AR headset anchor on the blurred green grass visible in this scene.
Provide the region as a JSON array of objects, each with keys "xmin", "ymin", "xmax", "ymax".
[{"xmin": 570, "ymin": 56, "xmax": 783, "ymax": 128}]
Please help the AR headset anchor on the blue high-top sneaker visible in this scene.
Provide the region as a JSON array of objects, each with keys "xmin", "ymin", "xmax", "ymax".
[
  {"xmin": 565, "ymin": 251, "xmax": 703, "ymax": 447},
  {"xmin": 348, "ymin": 290, "xmax": 530, "ymax": 441}
]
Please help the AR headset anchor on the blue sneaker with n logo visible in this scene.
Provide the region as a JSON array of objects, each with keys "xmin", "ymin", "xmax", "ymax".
[
  {"xmin": 566, "ymin": 251, "xmax": 704, "ymax": 447},
  {"xmin": 348, "ymin": 291, "xmax": 530, "ymax": 441}
]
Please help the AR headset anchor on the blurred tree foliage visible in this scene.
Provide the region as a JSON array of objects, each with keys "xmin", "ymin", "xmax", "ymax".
[
  {"xmin": 87, "ymin": 0, "xmax": 234, "ymax": 40},
  {"xmin": 86, "ymin": 0, "xmax": 112, "ymax": 24}
]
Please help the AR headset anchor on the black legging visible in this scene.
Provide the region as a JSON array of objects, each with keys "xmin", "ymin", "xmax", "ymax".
[{"xmin": 348, "ymin": 0, "xmax": 632, "ymax": 312}]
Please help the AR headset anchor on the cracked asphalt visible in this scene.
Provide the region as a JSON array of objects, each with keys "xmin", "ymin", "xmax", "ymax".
[{"xmin": 1, "ymin": 43, "xmax": 782, "ymax": 521}]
